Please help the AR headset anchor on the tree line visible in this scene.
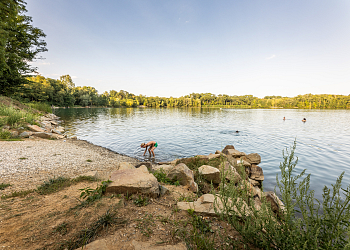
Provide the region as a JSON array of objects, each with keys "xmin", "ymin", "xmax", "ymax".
[{"xmin": 10, "ymin": 75, "xmax": 350, "ymax": 109}]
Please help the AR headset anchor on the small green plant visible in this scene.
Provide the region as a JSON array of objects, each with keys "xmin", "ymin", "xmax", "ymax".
[
  {"xmin": 19, "ymin": 157, "xmax": 27, "ymax": 160},
  {"xmin": 79, "ymin": 180, "xmax": 112, "ymax": 203},
  {"xmin": 133, "ymin": 195, "xmax": 149, "ymax": 207},
  {"xmin": 152, "ymin": 168, "xmax": 179, "ymax": 185},
  {"xmin": 54, "ymin": 222, "xmax": 69, "ymax": 235},
  {"xmin": 124, "ymin": 191, "xmax": 133, "ymax": 201},
  {"xmin": 0, "ymin": 129, "xmax": 12, "ymax": 139},
  {"xmin": 0, "ymin": 183, "xmax": 11, "ymax": 190},
  {"xmin": 86, "ymin": 159, "xmax": 92, "ymax": 162}
]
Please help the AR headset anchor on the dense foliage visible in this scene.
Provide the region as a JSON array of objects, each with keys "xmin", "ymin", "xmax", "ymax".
[
  {"xmin": 11, "ymin": 75, "xmax": 350, "ymax": 109},
  {"xmin": 0, "ymin": 0, "xmax": 47, "ymax": 95}
]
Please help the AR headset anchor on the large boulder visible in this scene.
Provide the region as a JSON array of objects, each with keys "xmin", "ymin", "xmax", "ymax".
[
  {"xmin": 177, "ymin": 194, "xmax": 250, "ymax": 217},
  {"xmin": 117, "ymin": 162, "xmax": 135, "ymax": 170},
  {"xmin": 198, "ymin": 165, "xmax": 221, "ymax": 184},
  {"xmin": 249, "ymin": 165, "xmax": 264, "ymax": 181},
  {"xmin": 106, "ymin": 167, "xmax": 160, "ymax": 197},
  {"xmin": 245, "ymin": 153, "xmax": 261, "ymax": 164},
  {"xmin": 167, "ymin": 163, "xmax": 198, "ymax": 192},
  {"xmin": 27, "ymin": 125, "xmax": 45, "ymax": 132}
]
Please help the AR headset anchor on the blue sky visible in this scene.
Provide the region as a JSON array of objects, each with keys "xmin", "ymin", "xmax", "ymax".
[{"xmin": 26, "ymin": 0, "xmax": 350, "ymax": 97}]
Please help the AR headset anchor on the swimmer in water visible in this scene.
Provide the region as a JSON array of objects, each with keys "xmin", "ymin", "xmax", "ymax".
[
  {"xmin": 141, "ymin": 141, "xmax": 158, "ymax": 157},
  {"xmin": 236, "ymin": 130, "xmax": 239, "ymax": 133},
  {"xmin": 283, "ymin": 117, "xmax": 286, "ymax": 120},
  {"xmin": 302, "ymin": 118, "xmax": 306, "ymax": 122}
]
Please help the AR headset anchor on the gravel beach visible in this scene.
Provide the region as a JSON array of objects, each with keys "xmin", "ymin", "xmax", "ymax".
[{"xmin": 0, "ymin": 138, "xmax": 138, "ymax": 195}]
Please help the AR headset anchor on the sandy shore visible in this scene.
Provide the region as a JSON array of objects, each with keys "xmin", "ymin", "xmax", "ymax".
[{"xmin": 0, "ymin": 138, "xmax": 139, "ymax": 195}]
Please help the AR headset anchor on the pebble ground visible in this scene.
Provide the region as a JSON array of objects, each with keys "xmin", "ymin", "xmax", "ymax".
[{"xmin": 0, "ymin": 139, "xmax": 138, "ymax": 195}]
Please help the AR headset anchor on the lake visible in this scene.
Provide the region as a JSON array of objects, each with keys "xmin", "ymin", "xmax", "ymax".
[{"xmin": 55, "ymin": 107, "xmax": 350, "ymax": 199}]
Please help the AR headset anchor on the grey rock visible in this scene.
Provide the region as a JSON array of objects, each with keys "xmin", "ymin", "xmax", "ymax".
[
  {"xmin": 19, "ymin": 131, "xmax": 33, "ymax": 138},
  {"xmin": 159, "ymin": 185, "xmax": 170, "ymax": 196},
  {"xmin": 52, "ymin": 129, "xmax": 62, "ymax": 135}
]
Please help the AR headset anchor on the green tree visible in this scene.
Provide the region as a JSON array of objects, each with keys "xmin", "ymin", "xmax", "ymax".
[{"xmin": 0, "ymin": 0, "xmax": 47, "ymax": 95}]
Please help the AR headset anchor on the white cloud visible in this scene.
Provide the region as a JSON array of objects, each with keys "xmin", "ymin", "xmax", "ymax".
[{"xmin": 266, "ymin": 55, "xmax": 276, "ymax": 60}]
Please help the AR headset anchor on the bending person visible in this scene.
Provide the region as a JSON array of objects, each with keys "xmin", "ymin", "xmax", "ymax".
[{"xmin": 141, "ymin": 141, "xmax": 158, "ymax": 157}]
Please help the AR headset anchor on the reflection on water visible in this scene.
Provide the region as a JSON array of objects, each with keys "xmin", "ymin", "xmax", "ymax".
[{"xmin": 55, "ymin": 107, "xmax": 350, "ymax": 199}]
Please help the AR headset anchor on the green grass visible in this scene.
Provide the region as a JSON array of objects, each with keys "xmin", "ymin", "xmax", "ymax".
[
  {"xmin": 0, "ymin": 183, "xmax": 11, "ymax": 190},
  {"xmin": 0, "ymin": 104, "xmax": 39, "ymax": 128},
  {"xmin": 1, "ymin": 176, "xmax": 98, "ymax": 200},
  {"xmin": 25, "ymin": 102, "xmax": 52, "ymax": 113}
]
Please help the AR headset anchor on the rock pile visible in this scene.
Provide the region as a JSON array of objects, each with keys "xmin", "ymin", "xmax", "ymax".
[
  {"xmin": 21, "ymin": 113, "xmax": 67, "ymax": 139},
  {"xmin": 103, "ymin": 145, "xmax": 283, "ymax": 219}
]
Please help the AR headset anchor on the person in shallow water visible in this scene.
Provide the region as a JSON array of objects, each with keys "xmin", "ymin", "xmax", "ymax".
[
  {"xmin": 141, "ymin": 141, "xmax": 158, "ymax": 157},
  {"xmin": 302, "ymin": 118, "xmax": 306, "ymax": 122}
]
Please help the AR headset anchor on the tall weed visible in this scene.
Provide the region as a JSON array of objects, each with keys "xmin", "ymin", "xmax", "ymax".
[{"xmin": 216, "ymin": 141, "xmax": 350, "ymax": 249}]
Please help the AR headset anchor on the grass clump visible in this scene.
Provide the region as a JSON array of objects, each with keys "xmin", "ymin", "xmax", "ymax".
[
  {"xmin": 37, "ymin": 177, "xmax": 72, "ymax": 195},
  {"xmin": 60, "ymin": 209, "xmax": 126, "ymax": 250},
  {"xmin": 133, "ymin": 195, "xmax": 149, "ymax": 207},
  {"xmin": 1, "ymin": 189, "xmax": 35, "ymax": 199},
  {"xmin": 216, "ymin": 140, "xmax": 350, "ymax": 249},
  {"xmin": 0, "ymin": 183, "xmax": 11, "ymax": 190}
]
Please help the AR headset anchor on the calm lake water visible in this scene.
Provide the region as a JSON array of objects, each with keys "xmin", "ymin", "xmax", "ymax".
[{"xmin": 55, "ymin": 107, "xmax": 350, "ymax": 198}]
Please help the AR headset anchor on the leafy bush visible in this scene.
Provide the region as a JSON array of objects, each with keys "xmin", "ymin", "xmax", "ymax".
[
  {"xmin": 0, "ymin": 183, "xmax": 11, "ymax": 190},
  {"xmin": 216, "ymin": 141, "xmax": 350, "ymax": 249}
]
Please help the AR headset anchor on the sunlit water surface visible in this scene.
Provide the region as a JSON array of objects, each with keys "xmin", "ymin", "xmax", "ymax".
[{"xmin": 55, "ymin": 108, "xmax": 350, "ymax": 198}]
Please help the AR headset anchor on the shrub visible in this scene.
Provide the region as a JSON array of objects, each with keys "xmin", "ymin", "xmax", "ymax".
[{"xmin": 215, "ymin": 141, "xmax": 350, "ymax": 249}]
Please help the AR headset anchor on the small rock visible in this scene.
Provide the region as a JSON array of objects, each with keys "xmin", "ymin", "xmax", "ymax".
[
  {"xmin": 71, "ymin": 136, "xmax": 77, "ymax": 139},
  {"xmin": 132, "ymin": 240, "xmax": 187, "ymax": 250},
  {"xmin": 215, "ymin": 150, "xmax": 221, "ymax": 154},
  {"xmin": 10, "ymin": 131, "xmax": 18, "ymax": 137},
  {"xmin": 159, "ymin": 185, "xmax": 170, "ymax": 196},
  {"xmin": 52, "ymin": 129, "xmax": 62, "ymax": 135},
  {"xmin": 207, "ymin": 153, "xmax": 221, "ymax": 160},
  {"xmin": 19, "ymin": 131, "xmax": 33, "ymax": 138},
  {"xmin": 264, "ymin": 191, "xmax": 285, "ymax": 216}
]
